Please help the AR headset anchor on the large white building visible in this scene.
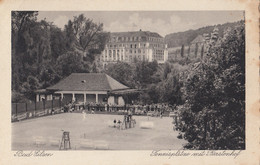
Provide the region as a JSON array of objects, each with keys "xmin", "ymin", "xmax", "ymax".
[{"xmin": 100, "ymin": 30, "xmax": 168, "ymax": 66}]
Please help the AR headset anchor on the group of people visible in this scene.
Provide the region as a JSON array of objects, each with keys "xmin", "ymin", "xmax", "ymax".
[
  {"xmin": 112, "ymin": 110, "xmax": 136, "ymax": 130},
  {"xmin": 63, "ymin": 100, "xmax": 175, "ymax": 117}
]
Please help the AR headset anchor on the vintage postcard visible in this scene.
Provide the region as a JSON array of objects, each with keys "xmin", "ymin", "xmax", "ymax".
[{"xmin": 0, "ymin": 0, "xmax": 259, "ymax": 165}]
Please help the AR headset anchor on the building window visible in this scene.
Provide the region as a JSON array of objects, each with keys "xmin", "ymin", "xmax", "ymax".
[
  {"xmin": 130, "ymin": 50, "xmax": 132, "ymax": 53},
  {"xmin": 135, "ymin": 44, "xmax": 137, "ymax": 48},
  {"xmin": 130, "ymin": 44, "xmax": 132, "ymax": 48}
]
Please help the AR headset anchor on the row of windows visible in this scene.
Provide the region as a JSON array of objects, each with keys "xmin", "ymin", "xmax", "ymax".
[
  {"xmin": 155, "ymin": 49, "xmax": 164, "ymax": 53},
  {"xmin": 109, "ymin": 36, "xmax": 163, "ymax": 42},
  {"xmin": 150, "ymin": 44, "xmax": 165, "ymax": 48},
  {"xmin": 105, "ymin": 49, "xmax": 147, "ymax": 55},
  {"xmin": 110, "ymin": 36, "xmax": 143, "ymax": 42},
  {"xmin": 107, "ymin": 43, "xmax": 165, "ymax": 48},
  {"xmin": 102, "ymin": 54, "xmax": 147, "ymax": 61},
  {"xmin": 107, "ymin": 43, "xmax": 147, "ymax": 48},
  {"xmin": 129, "ymin": 49, "xmax": 145, "ymax": 54},
  {"xmin": 153, "ymin": 54, "xmax": 164, "ymax": 61}
]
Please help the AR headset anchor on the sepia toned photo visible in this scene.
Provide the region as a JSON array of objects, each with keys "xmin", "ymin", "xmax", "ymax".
[{"xmin": 11, "ymin": 11, "xmax": 246, "ymax": 151}]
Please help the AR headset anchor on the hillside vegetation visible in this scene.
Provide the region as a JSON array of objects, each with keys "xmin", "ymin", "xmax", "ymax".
[{"xmin": 165, "ymin": 21, "xmax": 243, "ymax": 48}]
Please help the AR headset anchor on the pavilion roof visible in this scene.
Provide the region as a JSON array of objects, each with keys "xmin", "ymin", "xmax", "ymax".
[
  {"xmin": 47, "ymin": 73, "xmax": 130, "ymax": 92},
  {"xmin": 108, "ymin": 89, "xmax": 141, "ymax": 95}
]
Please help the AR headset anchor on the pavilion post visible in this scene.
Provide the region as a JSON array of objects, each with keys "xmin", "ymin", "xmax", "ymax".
[
  {"xmin": 61, "ymin": 93, "xmax": 64, "ymax": 100},
  {"xmin": 95, "ymin": 94, "xmax": 98, "ymax": 103},
  {"xmin": 84, "ymin": 93, "xmax": 86, "ymax": 104},
  {"xmin": 72, "ymin": 93, "xmax": 75, "ymax": 102}
]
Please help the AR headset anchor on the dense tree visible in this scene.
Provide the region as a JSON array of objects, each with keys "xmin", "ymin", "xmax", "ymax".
[
  {"xmin": 200, "ymin": 44, "xmax": 204, "ymax": 58},
  {"xmin": 65, "ymin": 14, "xmax": 108, "ymax": 59},
  {"xmin": 180, "ymin": 45, "xmax": 184, "ymax": 57},
  {"xmin": 39, "ymin": 61, "xmax": 61, "ymax": 88},
  {"xmin": 104, "ymin": 62, "xmax": 135, "ymax": 88},
  {"xmin": 12, "ymin": 11, "xmax": 39, "ymax": 91},
  {"xmin": 163, "ymin": 62, "xmax": 171, "ymax": 79},
  {"xmin": 194, "ymin": 43, "xmax": 198, "ymax": 58},
  {"xmin": 187, "ymin": 45, "xmax": 190, "ymax": 57},
  {"xmin": 134, "ymin": 61, "xmax": 159, "ymax": 88},
  {"xmin": 49, "ymin": 25, "xmax": 67, "ymax": 60},
  {"xmin": 177, "ymin": 23, "xmax": 245, "ymax": 149},
  {"xmin": 55, "ymin": 51, "xmax": 89, "ymax": 77},
  {"xmin": 12, "ymin": 12, "xmax": 109, "ymax": 102},
  {"xmin": 159, "ymin": 63, "xmax": 188, "ymax": 105},
  {"xmin": 20, "ymin": 76, "xmax": 40, "ymax": 101}
]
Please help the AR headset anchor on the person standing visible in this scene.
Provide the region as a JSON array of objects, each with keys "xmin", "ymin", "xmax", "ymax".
[{"xmin": 82, "ymin": 110, "xmax": 87, "ymax": 121}]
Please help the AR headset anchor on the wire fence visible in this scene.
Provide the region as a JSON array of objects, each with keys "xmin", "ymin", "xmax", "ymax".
[
  {"xmin": 11, "ymin": 100, "xmax": 171, "ymax": 122},
  {"xmin": 11, "ymin": 99, "xmax": 63, "ymax": 122}
]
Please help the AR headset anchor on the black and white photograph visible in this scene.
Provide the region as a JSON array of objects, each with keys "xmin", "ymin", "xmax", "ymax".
[
  {"xmin": 11, "ymin": 10, "xmax": 246, "ymax": 151},
  {"xmin": 10, "ymin": 10, "xmax": 248, "ymax": 152}
]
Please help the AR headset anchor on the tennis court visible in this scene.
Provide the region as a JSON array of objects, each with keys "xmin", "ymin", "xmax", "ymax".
[{"xmin": 12, "ymin": 113, "xmax": 186, "ymax": 150}]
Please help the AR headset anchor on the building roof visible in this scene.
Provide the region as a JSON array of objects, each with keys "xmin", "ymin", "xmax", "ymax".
[
  {"xmin": 108, "ymin": 89, "xmax": 141, "ymax": 95},
  {"xmin": 110, "ymin": 31, "xmax": 163, "ymax": 38},
  {"xmin": 47, "ymin": 73, "xmax": 130, "ymax": 91},
  {"xmin": 191, "ymin": 35, "xmax": 205, "ymax": 44}
]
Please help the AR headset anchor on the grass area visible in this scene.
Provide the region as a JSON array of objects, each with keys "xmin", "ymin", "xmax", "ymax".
[{"xmin": 12, "ymin": 113, "xmax": 186, "ymax": 150}]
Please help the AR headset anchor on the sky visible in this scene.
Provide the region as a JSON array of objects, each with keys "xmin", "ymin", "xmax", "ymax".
[{"xmin": 37, "ymin": 11, "xmax": 244, "ymax": 37}]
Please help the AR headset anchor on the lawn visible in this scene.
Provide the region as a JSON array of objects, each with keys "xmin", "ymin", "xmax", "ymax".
[{"xmin": 12, "ymin": 113, "xmax": 186, "ymax": 150}]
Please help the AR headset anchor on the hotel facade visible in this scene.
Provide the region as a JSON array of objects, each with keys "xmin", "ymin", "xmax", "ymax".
[{"xmin": 100, "ymin": 30, "xmax": 168, "ymax": 66}]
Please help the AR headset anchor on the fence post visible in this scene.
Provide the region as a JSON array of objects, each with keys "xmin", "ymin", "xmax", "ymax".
[
  {"xmin": 52, "ymin": 98, "xmax": 53, "ymax": 110},
  {"xmin": 25, "ymin": 103, "xmax": 27, "ymax": 119},
  {"xmin": 15, "ymin": 103, "xmax": 17, "ymax": 116},
  {"xmin": 60, "ymin": 98, "xmax": 61, "ymax": 110},
  {"xmin": 35, "ymin": 101, "xmax": 36, "ymax": 116},
  {"xmin": 43, "ymin": 100, "xmax": 45, "ymax": 111}
]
